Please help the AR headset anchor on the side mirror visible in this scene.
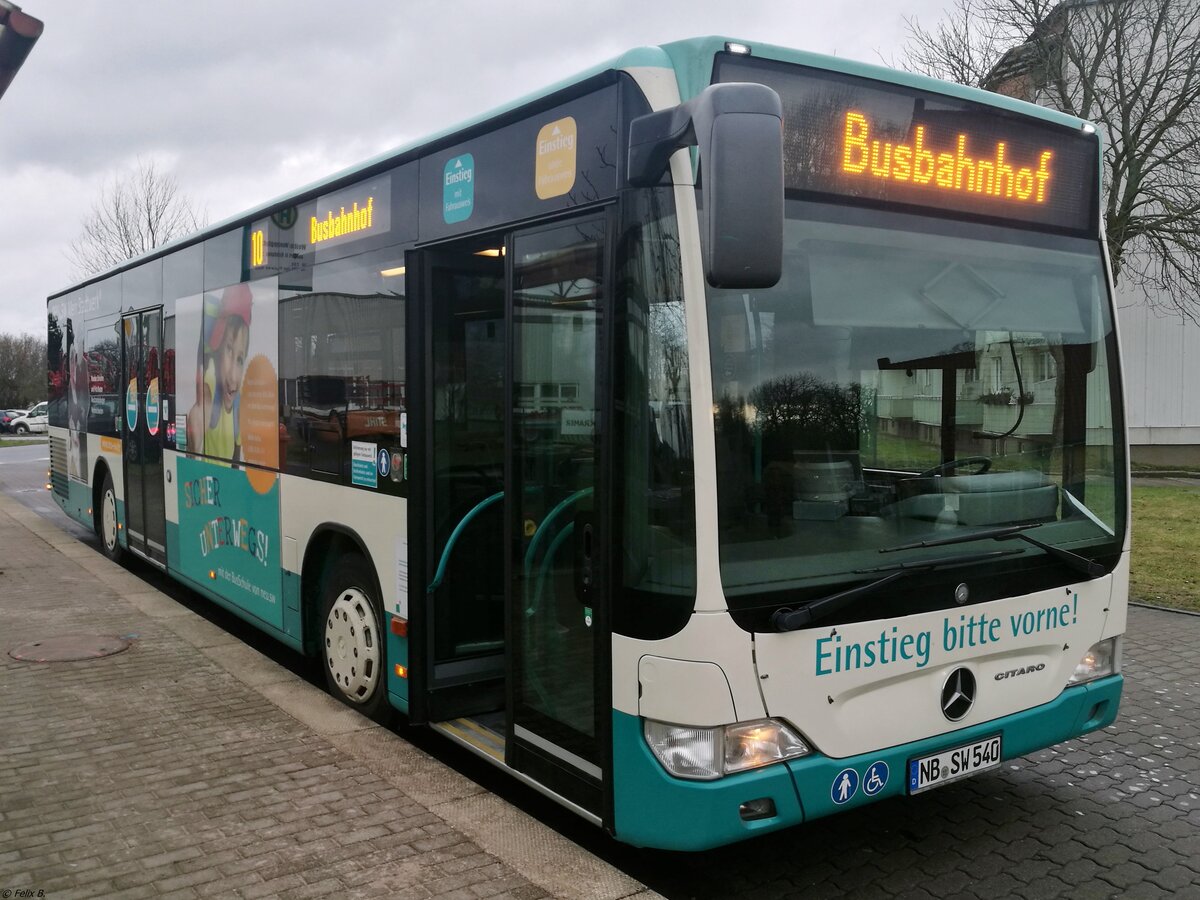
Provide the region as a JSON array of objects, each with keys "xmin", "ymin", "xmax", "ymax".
[{"xmin": 628, "ymin": 83, "xmax": 783, "ymax": 289}]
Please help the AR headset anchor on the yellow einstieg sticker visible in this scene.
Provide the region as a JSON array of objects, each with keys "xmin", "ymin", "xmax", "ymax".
[
  {"xmin": 535, "ymin": 117, "xmax": 577, "ymax": 199},
  {"xmin": 100, "ymin": 436, "xmax": 121, "ymax": 455}
]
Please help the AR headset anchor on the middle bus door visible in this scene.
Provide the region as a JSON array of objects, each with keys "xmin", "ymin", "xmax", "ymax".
[{"xmin": 120, "ymin": 308, "xmax": 167, "ymax": 565}]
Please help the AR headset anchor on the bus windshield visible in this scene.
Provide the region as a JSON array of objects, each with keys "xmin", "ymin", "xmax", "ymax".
[{"xmin": 706, "ymin": 201, "xmax": 1125, "ymax": 607}]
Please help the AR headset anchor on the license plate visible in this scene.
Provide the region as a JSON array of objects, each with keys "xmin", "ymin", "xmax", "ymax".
[{"xmin": 909, "ymin": 735, "xmax": 1001, "ymax": 794}]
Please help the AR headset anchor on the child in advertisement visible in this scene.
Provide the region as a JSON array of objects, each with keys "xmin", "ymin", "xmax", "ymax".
[{"xmin": 187, "ymin": 283, "xmax": 252, "ymax": 462}]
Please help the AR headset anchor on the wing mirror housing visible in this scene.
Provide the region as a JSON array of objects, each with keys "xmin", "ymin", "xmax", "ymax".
[{"xmin": 628, "ymin": 82, "xmax": 784, "ymax": 289}]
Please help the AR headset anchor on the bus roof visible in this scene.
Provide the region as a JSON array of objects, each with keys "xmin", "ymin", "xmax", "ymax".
[
  {"xmin": 51, "ymin": 36, "xmax": 1096, "ymax": 300},
  {"xmin": 659, "ymin": 36, "xmax": 1093, "ymax": 132}
]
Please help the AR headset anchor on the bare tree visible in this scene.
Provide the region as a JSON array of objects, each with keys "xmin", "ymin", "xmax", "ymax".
[
  {"xmin": 903, "ymin": 0, "xmax": 1200, "ymax": 320},
  {"xmin": 67, "ymin": 157, "xmax": 206, "ymax": 279}
]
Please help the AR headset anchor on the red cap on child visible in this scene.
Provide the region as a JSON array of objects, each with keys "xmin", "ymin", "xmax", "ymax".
[{"xmin": 207, "ymin": 283, "xmax": 253, "ymax": 351}]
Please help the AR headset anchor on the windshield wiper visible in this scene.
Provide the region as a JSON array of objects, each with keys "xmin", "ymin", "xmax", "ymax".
[
  {"xmin": 880, "ymin": 523, "xmax": 1105, "ymax": 579},
  {"xmin": 770, "ymin": 548, "xmax": 1024, "ymax": 632}
]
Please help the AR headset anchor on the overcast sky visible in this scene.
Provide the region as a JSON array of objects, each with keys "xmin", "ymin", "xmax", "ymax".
[{"xmin": 0, "ymin": 1, "xmax": 950, "ymax": 338}]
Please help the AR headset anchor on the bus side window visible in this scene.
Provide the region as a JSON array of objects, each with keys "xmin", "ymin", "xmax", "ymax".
[{"xmin": 282, "ymin": 250, "xmax": 408, "ymax": 492}]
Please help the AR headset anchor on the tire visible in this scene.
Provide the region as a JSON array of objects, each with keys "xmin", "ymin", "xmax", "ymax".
[
  {"xmin": 14, "ymin": 423, "xmax": 28, "ymax": 434},
  {"xmin": 97, "ymin": 469, "xmax": 125, "ymax": 563},
  {"xmin": 319, "ymin": 554, "xmax": 391, "ymax": 723}
]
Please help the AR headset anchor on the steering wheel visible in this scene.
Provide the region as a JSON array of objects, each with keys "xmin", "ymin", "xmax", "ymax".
[{"xmin": 919, "ymin": 456, "xmax": 992, "ymax": 477}]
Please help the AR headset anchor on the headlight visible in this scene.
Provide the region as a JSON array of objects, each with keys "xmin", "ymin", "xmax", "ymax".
[
  {"xmin": 643, "ymin": 718, "xmax": 810, "ymax": 780},
  {"xmin": 1067, "ymin": 638, "xmax": 1119, "ymax": 685}
]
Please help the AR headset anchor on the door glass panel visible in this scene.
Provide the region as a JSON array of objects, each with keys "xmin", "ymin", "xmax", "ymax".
[
  {"xmin": 512, "ymin": 217, "xmax": 604, "ymax": 763},
  {"xmin": 429, "ymin": 255, "xmax": 507, "ymax": 664}
]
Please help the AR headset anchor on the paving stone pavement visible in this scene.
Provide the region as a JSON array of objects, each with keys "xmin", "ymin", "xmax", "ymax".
[
  {"xmin": 4, "ymin": 473, "xmax": 1200, "ymax": 900},
  {"xmin": 0, "ymin": 491, "xmax": 656, "ymax": 900}
]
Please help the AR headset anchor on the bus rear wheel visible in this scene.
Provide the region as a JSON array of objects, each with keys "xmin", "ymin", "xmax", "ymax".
[
  {"xmin": 97, "ymin": 470, "xmax": 124, "ymax": 564},
  {"xmin": 320, "ymin": 554, "xmax": 390, "ymax": 723}
]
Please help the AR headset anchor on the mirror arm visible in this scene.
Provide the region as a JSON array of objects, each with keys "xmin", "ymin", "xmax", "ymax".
[
  {"xmin": 628, "ymin": 105, "xmax": 697, "ymax": 187},
  {"xmin": 626, "ymin": 83, "xmax": 782, "ymax": 186}
]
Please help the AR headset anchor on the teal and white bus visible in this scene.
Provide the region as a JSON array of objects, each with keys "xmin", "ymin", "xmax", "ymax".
[{"xmin": 47, "ymin": 37, "xmax": 1127, "ymax": 851}]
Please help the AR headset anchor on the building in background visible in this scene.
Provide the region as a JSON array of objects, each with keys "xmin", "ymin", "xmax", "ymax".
[{"xmin": 987, "ymin": 0, "xmax": 1200, "ymax": 466}]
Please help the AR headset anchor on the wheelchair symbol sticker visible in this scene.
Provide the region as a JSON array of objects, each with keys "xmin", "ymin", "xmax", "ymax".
[
  {"xmin": 863, "ymin": 761, "xmax": 889, "ymax": 796},
  {"xmin": 831, "ymin": 767, "xmax": 859, "ymax": 805}
]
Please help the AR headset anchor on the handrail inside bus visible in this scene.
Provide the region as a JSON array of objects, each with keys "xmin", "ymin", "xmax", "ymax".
[
  {"xmin": 528, "ymin": 521, "xmax": 574, "ymax": 617},
  {"xmin": 522, "ymin": 486, "xmax": 594, "ymax": 584},
  {"xmin": 427, "ymin": 491, "xmax": 504, "ymax": 594}
]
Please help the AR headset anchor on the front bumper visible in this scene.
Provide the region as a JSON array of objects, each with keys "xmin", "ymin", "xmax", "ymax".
[{"xmin": 612, "ymin": 674, "xmax": 1122, "ymax": 851}]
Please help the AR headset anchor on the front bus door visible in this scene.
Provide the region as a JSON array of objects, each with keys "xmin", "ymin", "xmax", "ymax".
[
  {"xmin": 121, "ymin": 308, "xmax": 167, "ymax": 564},
  {"xmin": 507, "ymin": 215, "xmax": 609, "ymax": 815},
  {"xmin": 413, "ymin": 213, "xmax": 610, "ymax": 819}
]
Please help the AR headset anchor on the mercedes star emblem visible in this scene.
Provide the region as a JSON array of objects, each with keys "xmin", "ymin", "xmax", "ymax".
[{"xmin": 941, "ymin": 667, "xmax": 976, "ymax": 721}]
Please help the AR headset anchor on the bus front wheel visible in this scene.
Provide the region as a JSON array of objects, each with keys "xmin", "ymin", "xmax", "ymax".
[
  {"xmin": 97, "ymin": 470, "xmax": 124, "ymax": 564},
  {"xmin": 320, "ymin": 554, "xmax": 390, "ymax": 723}
]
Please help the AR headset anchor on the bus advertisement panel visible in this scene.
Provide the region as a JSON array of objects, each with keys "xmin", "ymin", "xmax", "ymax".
[{"xmin": 174, "ymin": 279, "xmax": 282, "ymax": 627}]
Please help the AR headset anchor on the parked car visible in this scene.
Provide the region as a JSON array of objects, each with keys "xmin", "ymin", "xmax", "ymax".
[
  {"xmin": 0, "ymin": 409, "xmax": 27, "ymax": 433},
  {"xmin": 9, "ymin": 401, "xmax": 47, "ymax": 434}
]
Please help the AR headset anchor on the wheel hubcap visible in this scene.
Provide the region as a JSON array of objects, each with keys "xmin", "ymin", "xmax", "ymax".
[
  {"xmin": 103, "ymin": 490, "xmax": 117, "ymax": 551},
  {"xmin": 325, "ymin": 588, "xmax": 379, "ymax": 703}
]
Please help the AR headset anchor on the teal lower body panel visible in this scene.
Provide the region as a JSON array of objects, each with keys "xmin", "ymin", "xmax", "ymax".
[
  {"xmin": 787, "ymin": 674, "xmax": 1122, "ymax": 822},
  {"xmin": 612, "ymin": 675, "xmax": 1122, "ymax": 851},
  {"xmin": 612, "ymin": 710, "xmax": 803, "ymax": 850},
  {"xmin": 281, "ymin": 570, "xmax": 303, "ymax": 644},
  {"xmin": 386, "ymin": 615, "xmax": 409, "ymax": 714},
  {"xmin": 165, "ymin": 520, "xmax": 303, "ymax": 653},
  {"xmin": 60, "ymin": 480, "xmax": 93, "ymax": 530}
]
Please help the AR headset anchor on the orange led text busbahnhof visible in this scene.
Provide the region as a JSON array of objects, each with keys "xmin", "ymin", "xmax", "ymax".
[{"xmin": 841, "ymin": 111, "xmax": 1053, "ymax": 203}]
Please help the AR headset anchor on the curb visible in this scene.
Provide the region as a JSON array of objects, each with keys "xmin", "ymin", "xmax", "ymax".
[{"xmin": 1130, "ymin": 600, "xmax": 1200, "ymax": 617}]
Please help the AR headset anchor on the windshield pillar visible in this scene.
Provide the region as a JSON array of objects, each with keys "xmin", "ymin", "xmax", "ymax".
[{"xmin": 940, "ymin": 368, "xmax": 957, "ymax": 464}]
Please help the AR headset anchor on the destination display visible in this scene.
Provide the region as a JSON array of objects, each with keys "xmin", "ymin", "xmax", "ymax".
[
  {"xmin": 309, "ymin": 176, "xmax": 391, "ymax": 248},
  {"xmin": 716, "ymin": 55, "xmax": 1099, "ymax": 234},
  {"xmin": 245, "ymin": 167, "xmax": 415, "ymax": 281}
]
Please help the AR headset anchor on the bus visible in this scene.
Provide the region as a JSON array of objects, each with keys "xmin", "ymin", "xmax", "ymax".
[{"xmin": 47, "ymin": 36, "xmax": 1127, "ymax": 851}]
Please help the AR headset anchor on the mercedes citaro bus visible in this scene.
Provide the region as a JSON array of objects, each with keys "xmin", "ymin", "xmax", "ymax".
[{"xmin": 47, "ymin": 37, "xmax": 1126, "ymax": 850}]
